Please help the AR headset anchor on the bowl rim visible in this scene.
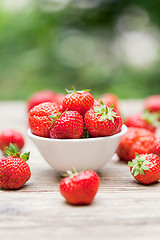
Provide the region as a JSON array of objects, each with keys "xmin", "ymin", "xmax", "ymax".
[{"xmin": 27, "ymin": 124, "xmax": 127, "ymax": 142}]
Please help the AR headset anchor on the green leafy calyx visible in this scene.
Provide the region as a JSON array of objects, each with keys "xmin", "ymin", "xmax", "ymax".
[
  {"xmin": 63, "ymin": 168, "xmax": 88, "ymax": 178},
  {"xmin": 65, "ymin": 86, "xmax": 90, "ymax": 95},
  {"xmin": 142, "ymin": 110, "xmax": 160, "ymax": 127},
  {"xmin": 50, "ymin": 111, "xmax": 62, "ymax": 124},
  {"xmin": 63, "ymin": 168, "xmax": 79, "ymax": 178},
  {"xmin": 4, "ymin": 143, "xmax": 30, "ymax": 162},
  {"xmin": 128, "ymin": 152, "xmax": 150, "ymax": 176},
  {"xmin": 93, "ymin": 101, "xmax": 118, "ymax": 122}
]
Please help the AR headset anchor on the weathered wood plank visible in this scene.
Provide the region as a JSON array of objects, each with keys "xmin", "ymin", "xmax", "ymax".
[{"xmin": 1, "ymin": 191, "xmax": 160, "ymax": 240}]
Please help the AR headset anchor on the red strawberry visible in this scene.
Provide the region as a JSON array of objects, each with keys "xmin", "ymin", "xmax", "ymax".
[
  {"xmin": 150, "ymin": 137, "xmax": 160, "ymax": 157},
  {"xmin": 125, "ymin": 111, "xmax": 159, "ymax": 133},
  {"xmin": 116, "ymin": 127, "xmax": 156, "ymax": 162},
  {"xmin": 93, "ymin": 99, "xmax": 123, "ymax": 134},
  {"xmin": 62, "ymin": 87, "xmax": 94, "ymax": 116},
  {"xmin": 0, "ymin": 129, "xmax": 24, "ymax": 152},
  {"xmin": 28, "ymin": 102, "xmax": 62, "ymax": 138},
  {"xmin": 27, "ymin": 90, "xmax": 58, "ymax": 112},
  {"xmin": 50, "ymin": 111, "xmax": 84, "ymax": 139},
  {"xmin": 144, "ymin": 95, "xmax": 160, "ymax": 114},
  {"xmin": 84, "ymin": 101, "xmax": 122, "ymax": 137},
  {"xmin": 128, "ymin": 153, "xmax": 160, "ymax": 184},
  {"xmin": 59, "ymin": 168, "xmax": 100, "ymax": 205},
  {"xmin": 100, "ymin": 93, "xmax": 119, "ymax": 111},
  {"xmin": 0, "ymin": 144, "xmax": 31, "ymax": 189}
]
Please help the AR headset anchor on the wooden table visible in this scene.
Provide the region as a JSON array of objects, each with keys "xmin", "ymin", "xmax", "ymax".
[{"xmin": 0, "ymin": 100, "xmax": 160, "ymax": 240}]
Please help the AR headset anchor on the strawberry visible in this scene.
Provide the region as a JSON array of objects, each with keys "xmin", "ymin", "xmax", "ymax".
[
  {"xmin": 93, "ymin": 99, "xmax": 122, "ymax": 134},
  {"xmin": 59, "ymin": 168, "xmax": 100, "ymax": 205},
  {"xmin": 84, "ymin": 101, "xmax": 122, "ymax": 137},
  {"xmin": 50, "ymin": 111, "xmax": 84, "ymax": 139},
  {"xmin": 144, "ymin": 95, "xmax": 160, "ymax": 114},
  {"xmin": 0, "ymin": 129, "xmax": 24, "ymax": 152},
  {"xmin": 55, "ymin": 93, "xmax": 66, "ymax": 106},
  {"xmin": 125, "ymin": 111, "xmax": 159, "ymax": 133},
  {"xmin": 128, "ymin": 153, "xmax": 160, "ymax": 184},
  {"xmin": 0, "ymin": 144, "xmax": 31, "ymax": 189},
  {"xmin": 100, "ymin": 93, "xmax": 119, "ymax": 111},
  {"xmin": 27, "ymin": 90, "xmax": 58, "ymax": 112},
  {"xmin": 150, "ymin": 137, "xmax": 160, "ymax": 157},
  {"xmin": 28, "ymin": 102, "xmax": 62, "ymax": 138},
  {"xmin": 93, "ymin": 99, "xmax": 102, "ymax": 107},
  {"xmin": 116, "ymin": 127, "xmax": 156, "ymax": 162},
  {"xmin": 62, "ymin": 87, "xmax": 94, "ymax": 116}
]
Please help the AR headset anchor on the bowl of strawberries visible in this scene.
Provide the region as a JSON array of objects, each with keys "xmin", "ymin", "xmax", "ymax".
[{"xmin": 27, "ymin": 87, "xmax": 127, "ymax": 173}]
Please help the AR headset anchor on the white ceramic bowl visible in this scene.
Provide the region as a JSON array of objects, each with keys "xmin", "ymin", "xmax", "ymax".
[{"xmin": 27, "ymin": 124, "xmax": 127, "ymax": 173}]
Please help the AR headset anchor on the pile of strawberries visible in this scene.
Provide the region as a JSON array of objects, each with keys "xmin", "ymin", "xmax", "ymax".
[
  {"xmin": 28, "ymin": 87, "xmax": 123, "ymax": 139},
  {"xmin": 117, "ymin": 95, "xmax": 160, "ymax": 184},
  {"xmin": 116, "ymin": 95, "xmax": 160, "ymax": 160},
  {"xmin": 0, "ymin": 129, "xmax": 31, "ymax": 190},
  {"xmin": 1, "ymin": 89, "xmax": 160, "ymax": 205}
]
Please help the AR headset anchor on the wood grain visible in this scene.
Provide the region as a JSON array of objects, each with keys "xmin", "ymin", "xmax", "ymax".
[{"xmin": 0, "ymin": 100, "xmax": 160, "ymax": 240}]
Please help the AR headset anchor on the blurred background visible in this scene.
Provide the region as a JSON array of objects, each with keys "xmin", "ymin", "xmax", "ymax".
[{"xmin": 0, "ymin": 0, "xmax": 160, "ymax": 100}]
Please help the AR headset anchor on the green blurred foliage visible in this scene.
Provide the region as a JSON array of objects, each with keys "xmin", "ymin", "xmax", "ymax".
[{"xmin": 0, "ymin": 0, "xmax": 160, "ymax": 100}]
